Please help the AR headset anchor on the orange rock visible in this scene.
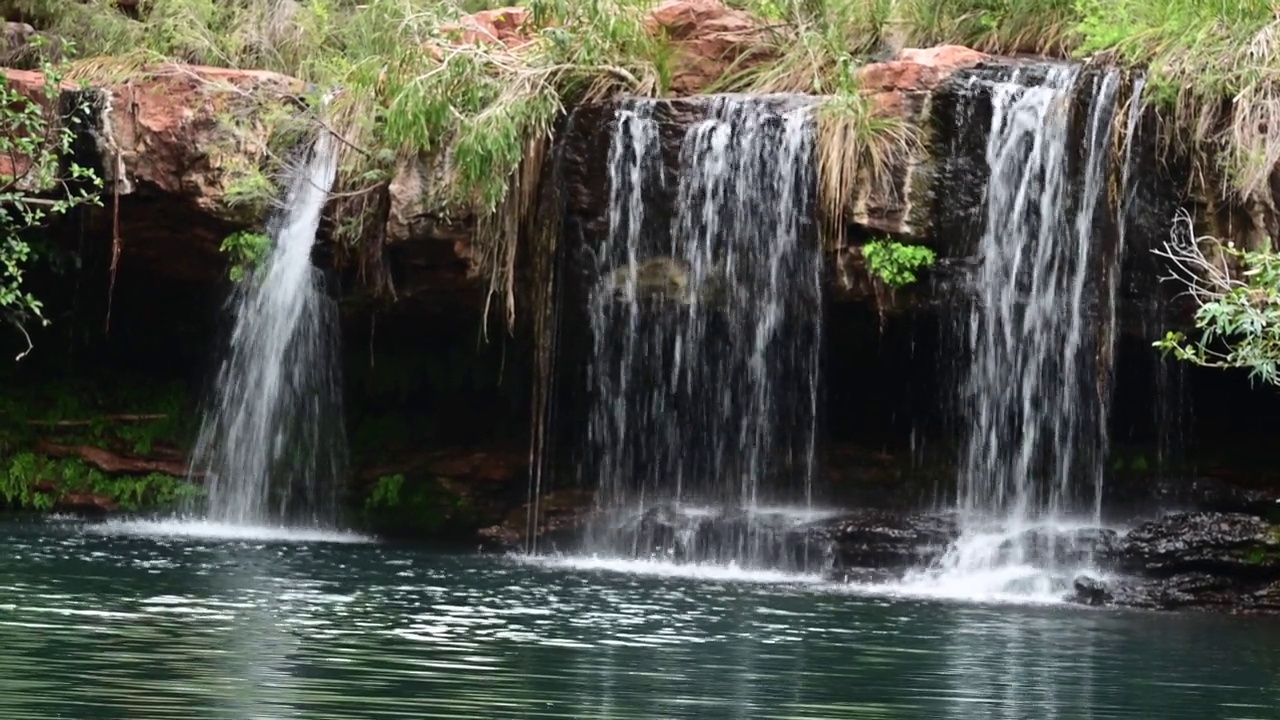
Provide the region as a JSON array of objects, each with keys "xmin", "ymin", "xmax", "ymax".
[
  {"xmin": 857, "ymin": 45, "xmax": 990, "ymax": 95},
  {"xmin": 5, "ymin": 63, "xmax": 302, "ymax": 215},
  {"xmin": 438, "ymin": 7, "xmax": 536, "ymax": 50},
  {"xmin": 3, "ymin": 64, "xmax": 313, "ymax": 283},
  {"xmin": 0, "ymin": 68, "xmax": 72, "ymax": 186},
  {"xmin": 56, "ymin": 492, "xmax": 119, "ymax": 515},
  {"xmin": 838, "ymin": 45, "xmax": 990, "ymax": 237},
  {"xmin": 644, "ymin": 0, "xmax": 774, "ymax": 94}
]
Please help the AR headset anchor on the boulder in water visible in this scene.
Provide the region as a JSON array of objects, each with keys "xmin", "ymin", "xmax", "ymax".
[
  {"xmin": 1075, "ymin": 512, "xmax": 1280, "ymax": 613},
  {"xmin": 1100, "ymin": 573, "xmax": 1280, "ymax": 613},
  {"xmin": 1070, "ymin": 575, "xmax": 1112, "ymax": 607}
]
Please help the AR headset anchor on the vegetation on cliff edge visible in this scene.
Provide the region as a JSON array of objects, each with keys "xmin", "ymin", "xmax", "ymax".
[
  {"xmin": 863, "ymin": 238, "xmax": 936, "ymax": 288},
  {"xmin": 5, "ymin": 0, "xmax": 1280, "ymax": 327}
]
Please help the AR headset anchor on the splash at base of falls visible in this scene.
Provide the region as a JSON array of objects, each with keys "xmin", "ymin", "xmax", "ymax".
[
  {"xmin": 877, "ymin": 520, "xmax": 1116, "ymax": 605},
  {"xmin": 574, "ymin": 95, "xmax": 823, "ymax": 568},
  {"xmin": 921, "ymin": 63, "xmax": 1127, "ymax": 597},
  {"xmin": 79, "ymin": 518, "xmax": 374, "ymax": 544},
  {"xmin": 583, "ymin": 504, "xmax": 840, "ymax": 573},
  {"xmin": 516, "ymin": 553, "xmax": 827, "ymax": 585}
]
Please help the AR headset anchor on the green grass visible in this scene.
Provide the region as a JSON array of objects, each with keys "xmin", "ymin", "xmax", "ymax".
[
  {"xmin": 0, "ymin": 374, "xmax": 201, "ymax": 512},
  {"xmin": 0, "ymin": 453, "xmax": 201, "ymax": 511},
  {"xmin": 12, "ymin": 0, "xmax": 1280, "ymax": 323}
]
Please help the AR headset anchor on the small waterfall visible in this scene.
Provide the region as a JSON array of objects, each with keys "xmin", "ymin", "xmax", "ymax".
[
  {"xmin": 581, "ymin": 96, "xmax": 823, "ymax": 568},
  {"xmin": 907, "ymin": 66, "xmax": 1123, "ymax": 597},
  {"xmin": 188, "ymin": 131, "xmax": 347, "ymax": 528}
]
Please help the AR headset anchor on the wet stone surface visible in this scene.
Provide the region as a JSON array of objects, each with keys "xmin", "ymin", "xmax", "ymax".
[{"xmin": 1067, "ymin": 512, "xmax": 1280, "ymax": 613}]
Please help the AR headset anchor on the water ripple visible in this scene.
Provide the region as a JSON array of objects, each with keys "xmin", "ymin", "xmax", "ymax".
[{"xmin": 0, "ymin": 520, "xmax": 1277, "ymax": 719}]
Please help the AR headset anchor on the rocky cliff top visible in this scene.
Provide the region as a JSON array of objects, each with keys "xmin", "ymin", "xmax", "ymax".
[{"xmin": 2, "ymin": 0, "xmax": 1276, "ymax": 325}]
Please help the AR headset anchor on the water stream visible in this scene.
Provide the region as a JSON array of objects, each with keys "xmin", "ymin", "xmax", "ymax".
[
  {"xmin": 905, "ymin": 66, "xmax": 1124, "ymax": 597},
  {"xmin": 582, "ymin": 96, "xmax": 822, "ymax": 567},
  {"xmin": 186, "ymin": 131, "xmax": 346, "ymax": 528}
]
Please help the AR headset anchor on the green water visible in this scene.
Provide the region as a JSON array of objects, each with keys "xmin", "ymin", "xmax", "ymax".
[{"xmin": 1, "ymin": 518, "xmax": 1278, "ymax": 719}]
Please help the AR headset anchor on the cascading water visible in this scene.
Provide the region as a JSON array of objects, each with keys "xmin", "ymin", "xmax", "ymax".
[
  {"xmin": 904, "ymin": 65, "xmax": 1124, "ymax": 597},
  {"xmin": 580, "ymin": 96, "xmax": 824, "ymax": 569},
  {"xmin": 187, "ymin": 131, "xmax": 347, "ymax": 528}
]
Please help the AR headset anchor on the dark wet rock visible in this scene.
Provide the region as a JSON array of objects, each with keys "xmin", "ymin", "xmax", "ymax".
[
  {"xmin": 813, "ymin": 509, "xmax": 959, "ymax": 570},
  {"xmin": 1167, "ymin": 479, "xmax": 1280, "ymax": 519},
  {"xmin": 1105, "ymin": 473, "xmax": 1280, "ymax": 520},
  {"xmin": 1118, "ymin": 512, "xmax": 1280, "ymax": 577},
  {"xmin": 1060, "ymin": 512, "xmax": 1280, "ymax": 613},
  {"xmin": 1094, "ymin": 573, "xmax": 1280, "ymax": 614},
  {"xmin": 488, "ymin": 500, "xmax": 960, "ymax": 575},
  {"xmin": 478, "ymin": 488, "xmax": 595, "ymax": 553},
  {"xmin": 1070, "ymin": 575, "xmax": 1112, "ymax": 607}
]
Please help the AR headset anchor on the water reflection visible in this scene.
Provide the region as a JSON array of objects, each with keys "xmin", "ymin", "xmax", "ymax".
[{"xmin": 0, "ymin": 520, "xmax": 1277, "ymax": 719}]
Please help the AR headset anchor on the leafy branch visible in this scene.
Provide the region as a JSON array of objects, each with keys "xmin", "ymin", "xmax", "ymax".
[
  {"xmin": 0, "ymin": 41, "xmax": 104, "ymax": 359},
  {"xmin": 1153, "ymin": 207, "xmax": 1280, "ymax": 386}
]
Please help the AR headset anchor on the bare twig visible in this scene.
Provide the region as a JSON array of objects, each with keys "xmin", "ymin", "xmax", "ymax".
[{"xmin": 1152, "ymin": 207, "xmax": 1242, "ymax": 305}]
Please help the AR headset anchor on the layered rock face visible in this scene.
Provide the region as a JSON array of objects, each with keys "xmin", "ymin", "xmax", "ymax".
[
  {"xmin": 0, "ymin": 0, "xmax": 797, "ymax": 312},
  {"xmin": 0, "ymin": 8, "xmax": 1008, "ymax": 313},
  {"xmin": 1, "ymin": 64, "xmax": 486, "ymax": 304}
]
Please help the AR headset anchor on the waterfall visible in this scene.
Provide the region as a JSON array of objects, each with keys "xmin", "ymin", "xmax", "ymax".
[
  {"xmin": 580, "ymin": 96, "xmax": 823, "ymax": 568},
  {"xmin": 188, "ymin": 131, "xmax": 347, "ymax": 528},
  {"xmin": 906, "ymin": 66, "xmax": 1124, "ymax": 597}
]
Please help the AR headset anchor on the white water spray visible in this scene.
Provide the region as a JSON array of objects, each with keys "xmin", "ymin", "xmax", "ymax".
[
  {"xmin": 187, "ymin": 131, "xmax": 347, "ymax": 528},
  {"xmin": 902, "ymin": 66, "xmax": 1124, "ymax": 599},
  {"xmin": 581, "ymin": 96, "xmax": 823, "ymax": 569}
]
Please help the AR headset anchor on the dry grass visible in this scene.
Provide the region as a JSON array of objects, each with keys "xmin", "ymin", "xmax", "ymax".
[{"xmin": 815, "ymin": 90, "xmax": 920, "ymax": 252}]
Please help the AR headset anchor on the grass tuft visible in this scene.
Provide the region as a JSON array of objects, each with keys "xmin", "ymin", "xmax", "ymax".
[{"xmin": 816, "ymin": 88, "xmax": 920, "ymax": 251}]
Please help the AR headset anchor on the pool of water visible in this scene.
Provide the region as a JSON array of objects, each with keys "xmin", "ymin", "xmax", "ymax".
[{"xmin": 1, "ymin": 517, "xmax": 1277, "ymax": 719}]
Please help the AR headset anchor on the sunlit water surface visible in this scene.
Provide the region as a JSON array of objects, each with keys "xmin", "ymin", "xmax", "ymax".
[{"xmin": 1, "ymin": 518, "xmax": 1278, "ymax": 719}]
